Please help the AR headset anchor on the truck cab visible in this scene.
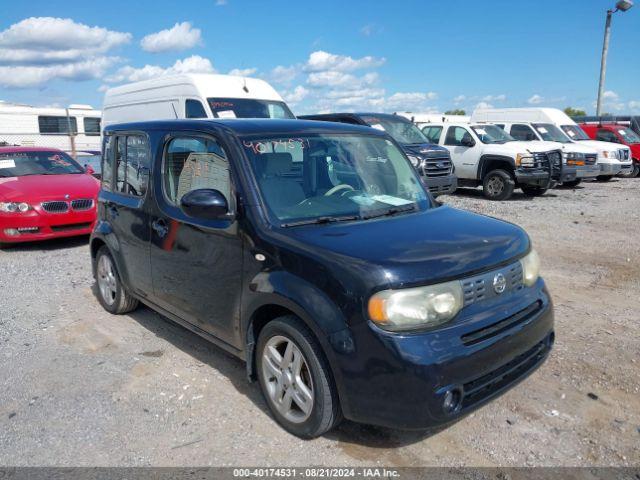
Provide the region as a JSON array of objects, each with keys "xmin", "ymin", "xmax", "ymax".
[
  {"xmin": 490, "ymin": 121, "xmax": 600, "ymax": 187},
  {"xmin": 423, "ymin": 122, "xmax": 562, "ymax": 200},
  {"xmin": 578, "ymin": 122, "xmax": 640, "ymax": 178},
  {"xmin": 299, "ymin": 113, "xmax": 457, "ymax": 196}
]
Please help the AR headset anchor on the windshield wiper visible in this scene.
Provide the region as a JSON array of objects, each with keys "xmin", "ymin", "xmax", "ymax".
[
  {"xmin": 362, "ymin": 204, "xmax": 416, "ymax": 220},
  {"xmin": 281, "ymin": 214, "xmax": 361, "ymax": 228}
]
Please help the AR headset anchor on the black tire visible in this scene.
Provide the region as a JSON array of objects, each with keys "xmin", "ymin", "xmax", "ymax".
[
  {"xmin": 256, "ymin": 315, "xmax": 341, "ymax": 438},
  {"xmin": 94, "ymin": 246, "xmax": 139, "ymax": 314},
  {"xmin": 521, "ymin": 185, "xmax": 548, "ymax": 196},
  {"xmin": 620, "ymin": 162, "xmax": 639, "ymax": 178},
  {"xmin": 561, "ymin": 179, "xmax": 582, "ymax": 188},
  {"xmin": 596, "ymin": 175, "xmax": 613, "ymax": 182},
  {"xmin": 482, "ymin": 169, "xmax": 515, "ymax": 201}
]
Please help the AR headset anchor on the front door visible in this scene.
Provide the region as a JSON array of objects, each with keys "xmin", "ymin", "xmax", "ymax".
[
  {"xmin": 149, "ymin": 134, "xmax": 243, "ymax": 348},
  {"xmin": 443, "ymin": 125, "xmax": 478, "ymax": 179}
]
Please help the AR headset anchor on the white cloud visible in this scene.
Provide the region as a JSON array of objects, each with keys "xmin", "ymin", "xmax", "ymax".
[
  {"xmin": 482, "ymin": 94, "xmax": 506, "ymax": 102},
  {"xmin": 0, "ymin": 57, "xmax": 119, "ymax": 88},
  {"xmin": 215, "ymin": 0, "xmax": 227, "ymax": 5},
  {"xmin": 528, "ymin": 94, "xmax": 544, "ymax": 105},
  {"xmin": 474, "ymin": 101, "xmax": 494, "ymax": 110},
  {"xmin": 140, "ymin": 22, "xmax": 202, "ymax": 53},
  {"xmin": 282, "ymin": 85, "xmax": 309, "ymax": 105},
  {"xmin": 383, "ymin": 92, "xmax": 438, "ymax": 111},
  {"xmin": 228, "ymin": 67, "xmax": 257, "ymax": 77},
  {"xmin": 105, "ymin": 55, "xmax": 215, "ymax": 84},
  {"xmin": 453, "ymin": 95, "xmax": 466, "ymax": 104},
  {"xmin": 305, "ymin": 50, "xmax": 385, "ymax": 72},
  {"xmin": 269, "ymin": 65, "xmax": 300, "ymax": 85},
  {"xmin": 360, "ymin": 24, "xmax": 381, "ymax": 36},
  {"xmin": 629, "ymin": 100, "xmax": 640, "ymax": 110},
  {"xmin": 602, "ymin": 90, "xmax": 619, "ymax": 101}
]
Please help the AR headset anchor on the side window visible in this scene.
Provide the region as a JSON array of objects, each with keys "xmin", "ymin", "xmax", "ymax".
[
  {"xmin": 495, "ymin": 124, "xmax": 505, "ymax": 130},
  {"xmin": 511, "ymin": 124, "xmax": 537, "ymax": 141},
  {"xmin": 596, "ymin": 129, "xmax": 619, "ymax": 143},
  {"xmin": 444, "ymin": 126, "xmax": 472, "ymax": 146},
  {"xmin": 422, "ymin": 126, "xmax": 443, "ymax": 143},
  {"xmin": 38, "ymin": 116, "xmax": 77, "ymax": 134},
  {"xmin": 102, "ymin": 136, "xmax": 114, "ymax": 191},
  {"xmin": 185, "ymin": 99, "xmax": 208, "ymax": 119},
  {"xmin": 164, "ymin": 137, "xmax": 230, "ymax": 205},
  {"xmin": 114, "ymin": 135, "xmax": 149, "ymax": 197},
  {"xmin": 83, "ymin": 117, "xmax": 101, "ymax": 135}
]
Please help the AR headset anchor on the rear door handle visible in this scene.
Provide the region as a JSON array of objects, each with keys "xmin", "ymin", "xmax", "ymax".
[{"xmin": 151, "ymin": 218, "xmax": 168, "ymax": 238}]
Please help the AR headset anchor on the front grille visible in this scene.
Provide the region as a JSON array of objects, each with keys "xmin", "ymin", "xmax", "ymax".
[
  {"xmin": 423, "ymin": 156, "xmax": 453, "ymax": 177},
  {"xmin": 461, "ymin": 301, "xmax": 542, "ymax": 346},
  {"xmin": 531, "ymin": 153, "xmax": 552, "ymax": 171},
  {"xmin": 50, "ymin": 222, "xmax": 92, "ymax": 232},
  {"xmin": 71, "ymin": 199, "xmax": 93, "ymax": 210},
  {"xmin": 547, "ymin": 151, "xmax": 562, "ymax": 169},
  {"xmin": 41, "ymin": 201, "xmax": 69, "ymax": 213},
  {"xmin": 461, "ymin": 337, "xmax": 550, "ymax": 409},
  {"xmin": 585, "ymin": 154, "xmax": 597, "ymax": 165},
  {"xmin": 618, "ymin": 149, "xmax": 629, "ymax": 161},
  {"xmin": 461, "ymin": 261, "xmax": 524, "ymax": 307}
]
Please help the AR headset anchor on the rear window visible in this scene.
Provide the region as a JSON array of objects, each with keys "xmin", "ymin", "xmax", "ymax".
[{"xmin": 207, "ymin": 98, "xmax": 295, "ymax": 119}]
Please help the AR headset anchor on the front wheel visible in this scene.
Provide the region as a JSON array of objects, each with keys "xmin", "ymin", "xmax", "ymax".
[
  {"xmin": 596, "ymin": 175, "xmax": 613, "ymax": 182},
  {"xmin": 619, "ymin": 162, "xmax": 639, "ymax": 178},
  {"xmin": 521, "ymin": 185, "xmax": 548, "ymax": 196},
  {"xmin": 482, "ymin": 169, "xmax": 515, "ymax": 201},
  {"xmin": 257, "ymin": 316, "xmax": 341, "ymax": 438}
]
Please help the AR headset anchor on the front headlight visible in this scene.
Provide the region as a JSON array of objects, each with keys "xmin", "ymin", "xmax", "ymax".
[
  {"xmin": 406, "ymin": 155, "xmax": 421, "ymax": 168},
  {"xmin": 602, "ymin": 150, "xmax": 618, "ymax": 159},
  {"xmin": 368, "ymin": 280, "xmax": 464, "ymax": 331},
  {"xmin": 0, "ymin": 202, "xmax": 31, "ymax": 213},
  {"xmin": 565, "ymin": 152, "xmax": 585, "ymax": 165},
  {"xmin": 520, "ymin": 249, "xmax": 540, "ymax": 287},
  {"xmin": 515, "ymin": 153, "xmax": 535, "ymax": 167}
]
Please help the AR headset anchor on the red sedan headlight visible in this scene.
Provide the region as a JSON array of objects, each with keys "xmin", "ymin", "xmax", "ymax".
[{"xmin": 0, "ymin": 202, "xmax": 31, "ymax": 213}]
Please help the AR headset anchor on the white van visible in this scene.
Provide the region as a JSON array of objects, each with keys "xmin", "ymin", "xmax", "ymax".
[
  {"xmin": 0, "ymin": 103, "xmax": 101, "ymax": 153},
  {"xmin": 102, "ymin": 74, "xmax": 295, "ymax": 130},
  {"xmin": 472, "ymin": 108, "xmax": 632, "ymax": 180}
]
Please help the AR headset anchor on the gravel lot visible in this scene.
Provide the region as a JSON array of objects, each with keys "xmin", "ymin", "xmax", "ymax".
[{"xmin": 0, "ymin": 178, "xmax": 638, "ymax": 467}]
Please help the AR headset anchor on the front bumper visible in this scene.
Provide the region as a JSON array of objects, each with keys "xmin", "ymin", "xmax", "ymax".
[
  {"xmin": 0, "ymin": 208, "xmax": 96, "ymax": 243},
  {"xmin": 333, "ymin": 279, "xmax": 554, "ymax": 429},
  {"xmin": 599, "ymin": 163, "xmax": 623, "ymax": 176},
  {"xmin": 576, "ymin": 164, "xmax": 600, "ymax": 178},
  {"xmin": 422, "ymin": 174, "xmax": 457, "ymax": 196},
  {"xmin": 618, "ymin": 163, "xmax": 633, "ymax": 176},
  {"xmin": 559, "ymin": 165, "xmax": 577, "ymax": 183},
  {"xmin": 514, "ymin": 168, "xmax": 552, "ymax": 187}
]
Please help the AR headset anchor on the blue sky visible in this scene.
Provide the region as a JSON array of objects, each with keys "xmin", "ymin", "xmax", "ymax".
[{"xmin": 1, "ymin": 0, "xmax": 638, "ymax": 115}]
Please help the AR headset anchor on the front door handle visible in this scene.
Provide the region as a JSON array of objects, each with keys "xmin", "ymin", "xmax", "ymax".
[{"xmin": 151, "ymin": 218, "xmax": 168, "ymax": 238}]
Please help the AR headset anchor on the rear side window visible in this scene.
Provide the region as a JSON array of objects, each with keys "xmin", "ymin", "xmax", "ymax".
[
  {"xmin": 83, "ymin": 117, "xmax": 101, "ymax": 135},
  {"xmin": 164, "ymin": 137, "xmax": 230, "ymax": 205},
  {"xmin": 422, "ymin": 126, "xmax": 443, "ymax": 143},
  {"xmin": 38, "ymin": 116, "xmax": 77, "ymax": 134},
  {"xmin": 510, "ymin": 124, "xmax": 537, "ymax": 141},
  {"xmin": 114, "ymin": 134, "xmax": 150, "ymax": 197},
  {"xmin": 185, "ymin": 99, "xmax": 208, "ymax": 119},
  {"xmin": 102, "ymin": 137, "xmax": 114, "ymax": 190}
]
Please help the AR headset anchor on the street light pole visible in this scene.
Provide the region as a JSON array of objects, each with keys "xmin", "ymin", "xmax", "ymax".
[{"xmin": 596, "ymin": 0, "xmax": 633, "ymax": 116}]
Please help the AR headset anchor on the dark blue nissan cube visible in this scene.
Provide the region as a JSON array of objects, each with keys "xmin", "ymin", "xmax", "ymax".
[{"xmin": 91, "ymin": 119, "xmax": 554, "ymax": 439}]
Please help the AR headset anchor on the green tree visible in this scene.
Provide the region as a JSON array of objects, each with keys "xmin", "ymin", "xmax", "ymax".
[
  {"xmin": 444, "ymin": 109, "xmax": 466, "ymax": 115},
  {"xmin": 564, "ymin": 107, "xmax": 587, "ymax": 117}
]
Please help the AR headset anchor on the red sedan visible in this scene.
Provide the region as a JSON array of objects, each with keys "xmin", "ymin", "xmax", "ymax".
[{"xmin": 0, "ymin": 147, "xmax": 100, "ymax": 245}]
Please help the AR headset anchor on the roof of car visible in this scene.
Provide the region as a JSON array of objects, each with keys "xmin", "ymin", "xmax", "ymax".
[
  {"xmin": 301, "ymin": 112, "xmax": 408, "ymax": 122},
  {"xmin": 104, "ymin": 118, "xmax": 388, "ymax": 137},
  {"xmin": 0, "ymin": 146, "xmax": 66, "ymax": 153}
]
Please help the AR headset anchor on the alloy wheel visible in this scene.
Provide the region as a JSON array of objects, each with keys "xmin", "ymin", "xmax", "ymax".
[
  {"xmin": 97, "ymin": 254, "xmax": 117, "ymax": 306},
  {"xmin": 486, "ymin": 176, "xmax": 505, "ymax": 196},
  {"xmin": 261, "ymin": 335, "xmax": 314, "ymax": 423}
]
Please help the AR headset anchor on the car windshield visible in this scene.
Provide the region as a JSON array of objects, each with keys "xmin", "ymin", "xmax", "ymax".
[
  {"xmin": 208, "ymin": 98, "xmax": 295, "ymax": 119},
  {"xmin": 0, "ymin": 151, "xmax": 84, "ymax": 178},
  {"xmin": 359, "ymin": 116, "xmax": 428, "ymax": 145},
  {"xmin": 532, "ymin": 123, "xmax": 572, "ymax": 143},
  {"xmin": 616, "ymin": 127, "xmax": 640, "ymax": 144},
  {"xmin": 471, "ymin": 124, "xmax": 515, "ymax": 144},
  {"xmin": 77, "ymin": 154, "xmax": 102, "ymax": 173},
  {"xmin": 561, "ymin": 125, "xmax": 590, "ymax": 141},
  {"xmin": 242, "ymin": 134, "xmax": 429, "ymax": 225}
]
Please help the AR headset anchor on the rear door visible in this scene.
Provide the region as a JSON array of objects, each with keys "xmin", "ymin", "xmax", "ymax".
[
  {"xmin": 101, "ymin": 132, "xmax": 152, "ymax": 296},
  {"xmin": 148, "ymin": 132, "xmax": 243, "ymax": 347}
]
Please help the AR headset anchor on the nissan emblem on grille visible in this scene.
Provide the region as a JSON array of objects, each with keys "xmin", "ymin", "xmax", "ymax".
[{"xmin": 493, "ymin": 273, "xmax": 507, "ymax": 294}]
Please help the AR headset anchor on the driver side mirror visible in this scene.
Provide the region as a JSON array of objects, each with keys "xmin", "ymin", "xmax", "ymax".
[
  {"xmin": 180, "ymin": 188, "xmax": 230, "ymax": 220},
  {"xmin": 461, "ymin": 136, "xmax": 475, "ymax": 147}
]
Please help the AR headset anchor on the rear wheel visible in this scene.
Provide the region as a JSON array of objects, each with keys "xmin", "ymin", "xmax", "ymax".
[
  {"xmin": 257, "ymin": 316, "xmax": 341, "ymax": 438},
  {"xmin": 95, "ymin": 246, "xmax": 139, "ymax": 314},
  {"xmin": 561, "ymin": 179, "xmax": 582, "ymax": 188},
  {"xmin": 482, "ymin": 169, "xmax": 515, "ymax": 201},
  {"xmin": 521, "ymin": 185, "xmax": 548, "ymax": 196},
  {"xmin": 596, "ymin": 175, "xmax": 613, "ymax": 182}
]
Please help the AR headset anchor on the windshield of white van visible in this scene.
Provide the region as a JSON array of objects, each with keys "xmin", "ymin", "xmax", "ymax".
[
  {"xmin": 561, "ymin": 125, "xmax": 590, "ymax": 141},
  {"xmin": 532, "ymin": 123, "xmax": 571, "ymax": 143},
  {"xmin": 208, "ymin": 98, "xmax": 295, "ymax": 119},
  {"xmin": 359, "ymin": 115, "xmax": 429, "ymax": 145},
  {"xmin": 241, "ymin": 134, "xmax": 429, "ymax": 225},
  {"xmin": 471, "ymin": 124, "xmax": 515, "ymax": 144}
]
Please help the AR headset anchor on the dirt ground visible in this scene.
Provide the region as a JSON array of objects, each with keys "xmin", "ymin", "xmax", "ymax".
[{"xmin": 0, "ymin": 178, "xmax": 638, "ymax": 467}]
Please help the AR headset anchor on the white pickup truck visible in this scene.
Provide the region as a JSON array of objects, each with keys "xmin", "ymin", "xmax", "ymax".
[{"xmin": 421, "ymin": 122, "xmax": 562, "ymax": 200}]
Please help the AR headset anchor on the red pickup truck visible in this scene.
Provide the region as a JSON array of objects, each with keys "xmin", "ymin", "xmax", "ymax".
[{"xmin": 578, "ymin": 123, "xmax": 640, "ymax": 178}]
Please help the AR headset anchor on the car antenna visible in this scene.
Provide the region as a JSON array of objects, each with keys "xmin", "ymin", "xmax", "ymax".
[{"xmin": 243, "ymin": 77, "xmax": 249, "ymax": 93}]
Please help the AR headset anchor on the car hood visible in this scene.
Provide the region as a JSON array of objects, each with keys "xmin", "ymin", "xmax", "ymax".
[
  {"xmin": 562, "ymin": 142, "xmax": 598, "ymax": 154},
  {"xmin": 0, "ymin": 173, "xmax": 99, "ymax": 202},
  {"xmin": 484, "ymin": 141, "xmax": 559, "ymax": 155},
  {"xmin": 281, "ymin": 205, "xmax": 530, "ymax": 289},
  {"xmin": 575, "ymin": 139, "xmax": 628, "ymax": 155},
  {"xmin": 402, "ymin": 143, "xmax": 449, "ymax": 157}
]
